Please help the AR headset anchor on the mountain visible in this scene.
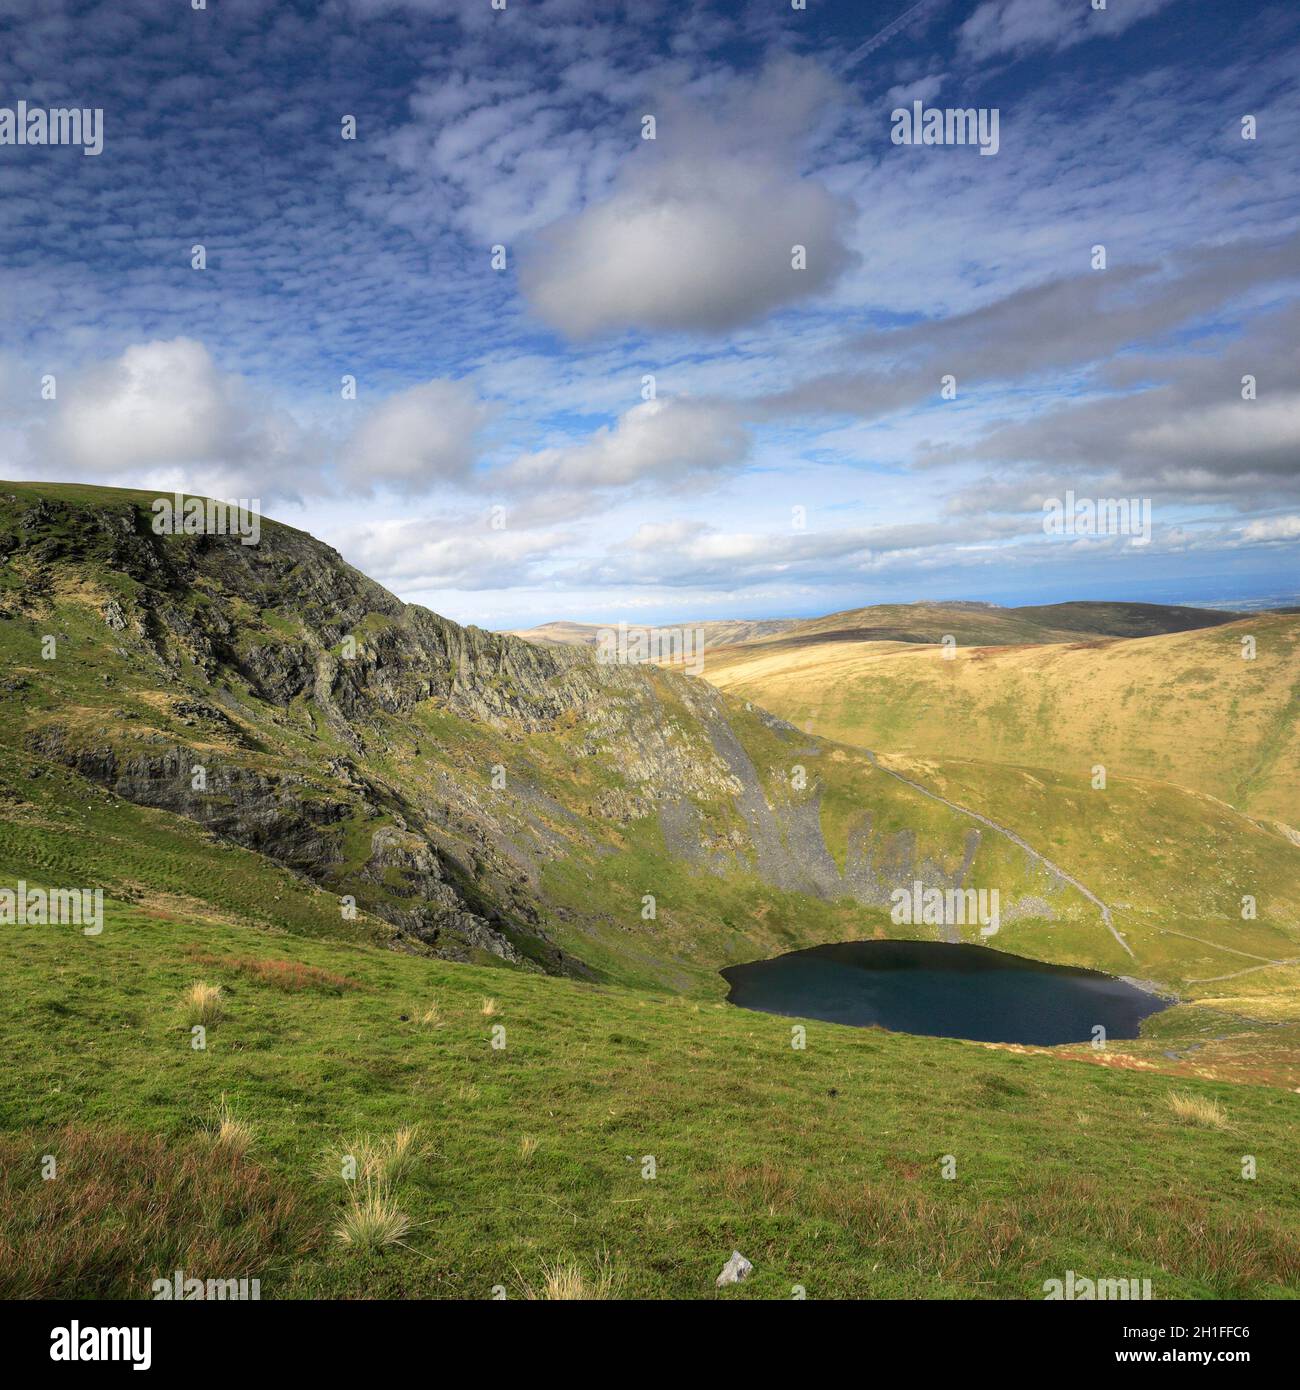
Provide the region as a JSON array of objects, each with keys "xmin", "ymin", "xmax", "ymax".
[
  {"xmin": 4, "ymin": 483, "xmax": 1300, "ymax": 1300},
  {"xmin": 4, "ymin": 482, "xmax": 1100, "ymax": 992},
  {"xmin": 4, "ymin": 480, "xmax": 1297, "ymax": 1002}
]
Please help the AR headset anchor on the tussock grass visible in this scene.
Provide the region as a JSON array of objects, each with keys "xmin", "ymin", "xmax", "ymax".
[
  {"xmin": 322, "ymin": 1126, "xmax": 423, "ymax": 1184},
  {"xmin": 334, "ymin": 1178, "xmax": 410, "ymax": 1254},
  {"xmin": 186, "ymin": 948, "xmax": 358, "ymax": 994},
  {"xmin": 480, "ymin": 997, "xmax": 499, "ymax": 1017},
  {"xmin": 1167, "ymin": 1090, "xmax": 1230, "ymax": 1129},
  {"xmin": 519, "ymin": 1136, "xmax": 538, "ymax": 1162},
  {"xmin": 417, "ymin": 1001, "xmax": 443, "ymax": 1028},
  {"xmin": 705, "ymin": 1165, "xmax": 1300, "ymax": 1293},
  {"xmin": 183, "ymin": 980, "xmax": 223, "ymax": 1026},
  {"xmin": 207, "ymin": 1095, "xmax": 255, "ymax": 1156},
  {"xmin": 518, "ymin": 1251, "xmax": 623, "ymax": 1300}
]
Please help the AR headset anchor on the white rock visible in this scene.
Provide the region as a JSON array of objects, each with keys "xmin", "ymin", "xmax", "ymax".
[{"xmin": 716, "ymin": 1250, "xmax": 753, "ymax": 1287}]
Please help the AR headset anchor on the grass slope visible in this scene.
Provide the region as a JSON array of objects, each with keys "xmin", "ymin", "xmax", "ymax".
[
  {"xmin": 3, "ymin": 483, "xmax": 1298, "ymax": 1300},
  {"xmin": 705, "ymin": 616, "xmax": 1300, "ymax": 824},
  {"xmin": 2, "ymin": 891, "xmax": 1297, "ymax": 1300}
]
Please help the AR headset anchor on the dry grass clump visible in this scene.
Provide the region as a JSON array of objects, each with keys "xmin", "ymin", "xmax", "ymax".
[
  {"xmin": 334, "ymin": 1177, "xmax": 410, "ymax": 1254},
  {"xmin": 517, "ymin": 1251, "xmax": 623, "ymax": 1300},
  {"xmin": 1167, "ymin": 1090, "xmax": 1229, "ymax": 1130},
  {"xmin": 480, "ymin": 997, "xmax": 499, "ymax": 1017},
  {"xmin": 183, "ymin": 981, "xmax": 223, "ymax": 1026},
  {"xmin": 206, "ymin": 1095, "xmax": 255, "ymax": 1156},
  {"xmin": 321, "ymin": 1126, "xmax": 423, "ymax": 1184}
]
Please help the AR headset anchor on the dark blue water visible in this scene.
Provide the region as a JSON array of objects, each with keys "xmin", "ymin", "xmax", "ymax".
[{"xmin": 721, "ymin": 940, "xmax": 1170, "ymax": 1045}]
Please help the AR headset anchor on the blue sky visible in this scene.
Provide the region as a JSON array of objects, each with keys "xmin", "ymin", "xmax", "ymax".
[{"xmin": 1, "ymin": 0, "xmax": 1298, "ymax": 628}]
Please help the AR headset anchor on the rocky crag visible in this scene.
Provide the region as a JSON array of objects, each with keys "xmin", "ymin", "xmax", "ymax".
[{"xmin": 0, "ymin": 483, "xmax": 1081, "ymax": 984}]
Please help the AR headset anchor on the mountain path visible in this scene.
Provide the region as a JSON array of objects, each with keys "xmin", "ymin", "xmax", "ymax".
[
  {"xmin": 1160, "ymin": 929, "xmax": 1300, "ymax": 983},
  {"xmin": 862, "ymin": 749, "xmax": 1134, "ymax": 958}
]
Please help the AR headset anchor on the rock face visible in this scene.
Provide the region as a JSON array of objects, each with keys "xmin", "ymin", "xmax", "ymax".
[{"xmin": 1, "ymin": 485, "xmax": 1076, "ymax": 976}]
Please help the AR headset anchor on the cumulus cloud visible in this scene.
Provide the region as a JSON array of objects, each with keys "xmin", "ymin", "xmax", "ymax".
[
  {"xmin": 502, "ymin": 397, "xmax": 749, "ymax": 490},
  {"xmin": 31, "ymin": 338, "xmax": 317, "ymax": 498},
  {"xmin": 20, "ymin": 341, "xmax": 491, "ymax": 503},
  {"xmin": 339, "ymin": 379, "xmax": 486, "ymax": 495},
  {"xmin": 959, "ymin": 0, "xmax": 1175, "ymax": 63},
  {"xmin": 518, "ymin": 56, "xmax": 857, "ymax": 337}
]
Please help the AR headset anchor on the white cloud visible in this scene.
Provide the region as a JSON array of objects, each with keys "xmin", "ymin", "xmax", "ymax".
[
  {"xmin": 503, "ymin": 397, "xmax": 749, "ymax": 489},
  {"xmin": 337, "ymin": 515, "xmax": 571, "ymax": 591},
  {"xmin": 959, "ymin": 0, "xmax": 1174, "ymax": 63},
  {"xmin": 1241, "ymin": 515, "xmax": 1300, "ymax": 543},
  {"xmin": 520, "ymin": 164, "xmax": 854, "ymax": 337},
  {"xmin": 340, "ymin": 379, "xmax": 486, "ymax": 494},
  {"xmin": 517, "ymin": 57, "xmax": 856, "ymax": 337},
  {"xmin": 35, "ymin": 338, "xmax": 312, "ymax": 495}
]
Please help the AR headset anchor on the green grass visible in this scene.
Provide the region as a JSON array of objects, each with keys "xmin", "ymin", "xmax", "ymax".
[{"xmin": 1, "ymin": 895, "xmax": 1296, "ymax": 1299}]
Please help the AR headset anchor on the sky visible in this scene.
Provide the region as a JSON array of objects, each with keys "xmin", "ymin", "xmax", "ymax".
[{"xmin": 1, "ymin": 0, "xmax": 1298, "ymax": 630}]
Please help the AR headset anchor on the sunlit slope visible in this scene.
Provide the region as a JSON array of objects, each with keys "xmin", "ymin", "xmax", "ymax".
[
  {"xmin": 709, "ymin": 600, "xmax": 1240, "ymax": 655},
  {"xmin": 706, "ymin": 616, "xmax": 1300, "ymax": 823},
  {"xmin": 869, "ymin": 754, "xmax": 1300, "ymax": 994},
  {"xmin": 3, "ymin": 886, "xmax": 1299, "ymax": 1298}
]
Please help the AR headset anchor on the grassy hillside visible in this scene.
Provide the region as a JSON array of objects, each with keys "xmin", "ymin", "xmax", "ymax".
[
  {"xmin": 2, "ymin": 886, "xmax": 1297, "ymax": 1299},
  {"xmin": 3, "ymin": 482, "xmax": 1298, "ymax": 1301},
  {"xmin": 706, "ymin": 617, "xmax": 1300, "ymax": 825}
]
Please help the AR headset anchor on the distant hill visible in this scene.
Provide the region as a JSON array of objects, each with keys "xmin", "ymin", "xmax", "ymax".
[
  {"xmin": 512, "ymin": 600, "xmax": 1240, "ymax": 658},
  {"xmin": 508, "ymin": 616, "xmax": 800, "ymax": 649},
  {"xmin": 1011, "ymin": 601, "xmax": 1244, "ymax": 638},
  {"xmin": 717, "ymin": 600, "xmax": 1242, "ymax": 657},
  {"xmin": 705, "ymin": 614, "xmax": 1300, "ymax": 824}
]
